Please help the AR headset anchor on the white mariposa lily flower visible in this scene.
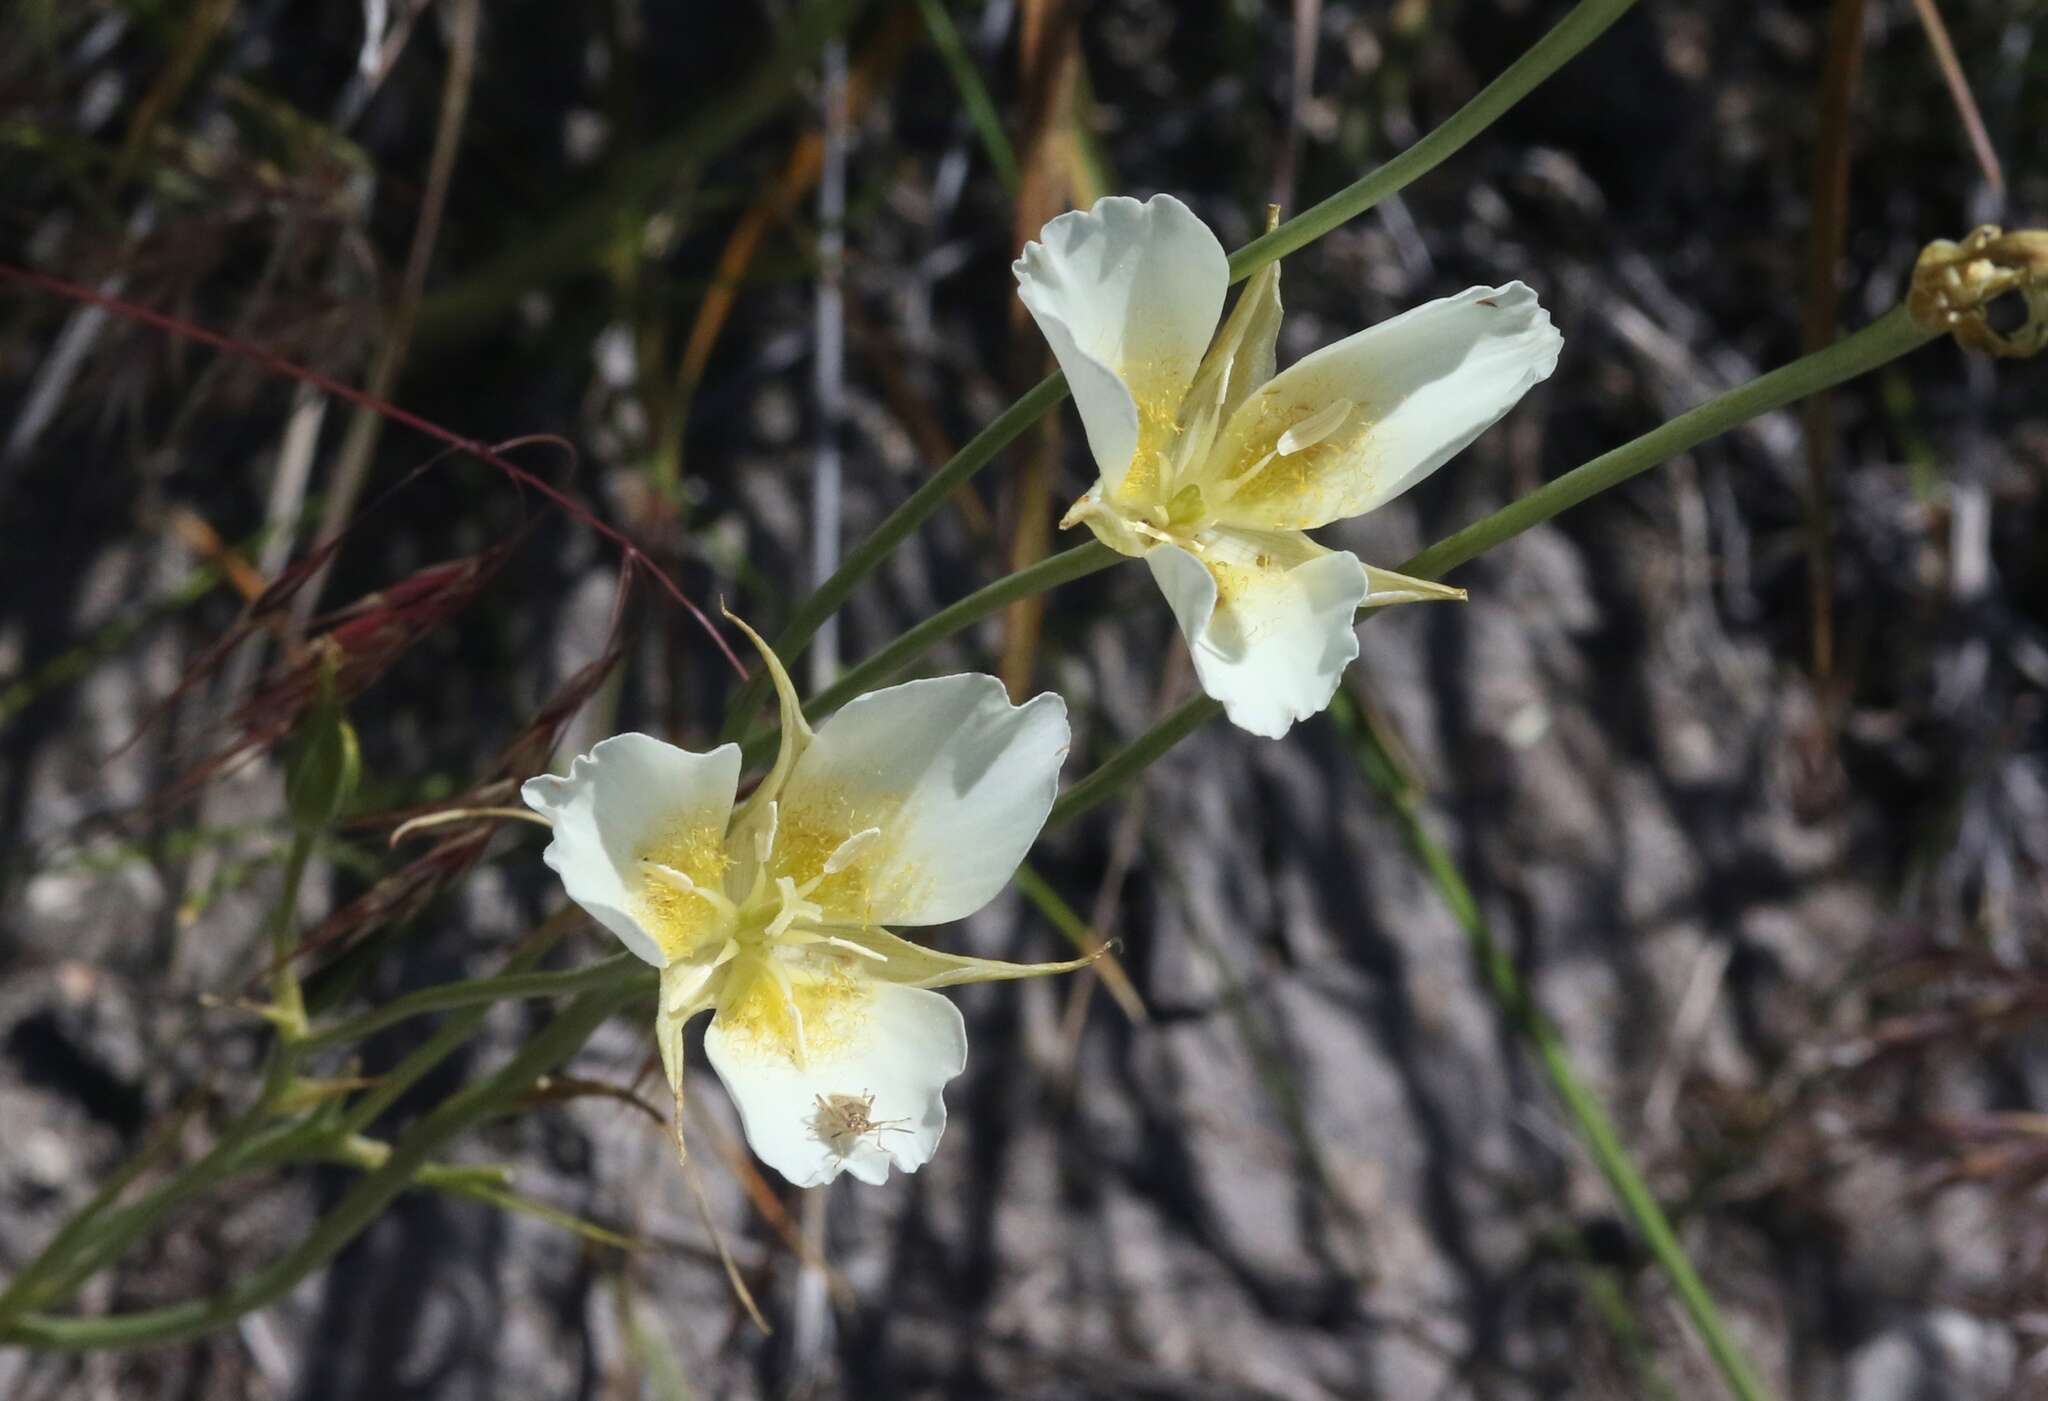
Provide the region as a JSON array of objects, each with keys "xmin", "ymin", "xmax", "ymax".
[
  {"xmin": 1015, "ymin": 192, "xmax": 1563, "ymax": 738},
  {"xmin": 521, "ymin": 621, "xmax": 1089, "ymax": 1188}
]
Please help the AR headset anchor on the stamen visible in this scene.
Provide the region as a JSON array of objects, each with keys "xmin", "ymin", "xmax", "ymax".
[
  {"xmin": 708, "ymin": 937, "xmax": 739, "ymax": 969},
  {"xmin": 822, "ymin": 826, "xmax": 883, "ymax": 876},
  {"xmin": 780, "ymin": 931, "xmax": 889, "ymax": 963},
  {"xmin": 1207, "ymin": 447, "xmax": 1276, "ymax": 507},
  {"xmin": 763, "ymin": 957, "xmax": 809, "ymax": 1066},
  {"xmin": 1276, "ymin": 397, "xmax": 1353, "ymax": 455},
  {"xmin": 753, "ymin": 800, "xmax": 780, "ymax": 865},
  {"xmin": 642, "ymin": 860, "xmax": 737, "ymax": 918},
  {"xmin": 644, "ymin": 860, "xmax": 696, "ymax": 892},
  {"xmin": 1129, "ymin": 519, "xmax": 1195, "ymax": 551}
]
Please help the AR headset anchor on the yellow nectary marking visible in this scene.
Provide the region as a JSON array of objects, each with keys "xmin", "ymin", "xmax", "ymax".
[
  {"xmin": 1191, "ymin": 525, "xmax": 1292, "ymax": 612},
  {"xmin": 1216, "ymin": 394, "xmax": 1376, "ymax": 524},
  {"xmin": 1202, "ymin": 558, "xmax": 1295, "ymax": 646},
  {"xmin": 1112, "ymin": 356, "xmax": 1197, "ymax": 510},
  {"xmin": 717, "ymin": 961, "xmax": 871, "ymax": 1065},
  {"xmin": 633, "ymin": 818, "xmax": 734, "ymax": 960},
  {"xmin": 1207, "ymin": 557, "xmax": 1258, "ymax": 609},
  {"xmin": 773, "ymin": 790, "xmax": 881, "ymax": 921}
]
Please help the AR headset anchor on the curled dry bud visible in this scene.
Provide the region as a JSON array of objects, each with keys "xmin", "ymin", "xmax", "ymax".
[{"xmin": 1908, "ymin": 225, "xmax": 2048, "ymax": 358}]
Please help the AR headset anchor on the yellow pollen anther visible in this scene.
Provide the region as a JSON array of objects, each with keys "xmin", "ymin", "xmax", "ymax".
[
  {"xmin": 645, "ymin": 860, "xmax": 696, "ymax": 892},
  {"xmin": 782, "ymin": 931, "xmax": 888, "ymax": 963},
  {"xmin": 822, "ymin": 826, "xmax": 883, "ymax": 876},
  {"xmin": 763, "ymin": 956, "xmax": 810, "ymax": 1066},
  {"xmin": 1276, "ymin": 397, "xmax": 1354, "ymax": 455},
  {"xmin": 642, "ymin": 860, "xmax": 736, "ymax": 919}
]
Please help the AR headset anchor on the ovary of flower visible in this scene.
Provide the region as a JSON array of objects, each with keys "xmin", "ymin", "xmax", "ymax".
[
  {"xmin": 521, "ymin": 616, "xmax": 1095, "ymax": 1189},
  {"xmin": 1015, "ymin": 192, "xmax": 1564, "ymax": 739}
]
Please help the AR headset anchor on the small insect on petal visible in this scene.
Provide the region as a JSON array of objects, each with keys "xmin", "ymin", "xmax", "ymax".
[{"xmin": 810, "ymin": 1090, "xmax": 911, "ymax": 1158}]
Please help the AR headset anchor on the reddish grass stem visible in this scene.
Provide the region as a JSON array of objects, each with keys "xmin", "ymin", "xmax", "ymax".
[{"xmin": 0, "ymin": 261, "xmax": 744, "ymax": 679}]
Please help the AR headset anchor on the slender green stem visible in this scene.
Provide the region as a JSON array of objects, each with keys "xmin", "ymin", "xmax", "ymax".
[
  {"xmin": 738, "ymin": 540, "xmax": 1121, "ymax": 763},
  {"xmin": 328, "ymin": 915, "xmax": 578, "ymax": 1136},
  {"xmin": 6, "ymin": 1120, "xmax": 315, "ymax": 1321},
  {"xmin": 1401, "ymin": 304, "xmax": 1935, "ymax": 580},
  {"xmin": 4, "ymin": 826, "xmax": 332, "ymax": 1320},
  {"xmin": 1, "ymin": 917, "xmax": 579, "ymax": 1320},
  {"xmin": 1013, "ymin": 862, "xmax": 1148, "ymax": 1024},
  {"xmin": 303, "ymin": 1132, "xmax": 512, "ymax": 1189},
  {"xmin": 1224, "ymin": 0, "xmax": 1639, "ymax": 280},
  {"xmin": 298, "ymin": 952, "xmax": 650, "ymax": 1053},
  {"xmin": 1047, "ymin": 695, "xmax": 1221, "ymax": 829},
  {"xmin": 913, "ymin": 0, "xmax": 1019, "ymax": 193},
  {"xmin": 1053, "ymin": 305, "xmax": 1940, "ymax": 827},
  {"xmin": 1010, "ymin": 865, "xmax": 1097, "ymax": 959},
  {"xmin": 429, "ymin": 1180, "xmax": 639, "ymax": 1252},
  {"xmin": 719, "ymin": 372, "xmax": 1070, "ymax": 739},
  {"xmin": 0, "ymin": 1090, "xmax": 206, "ymax": 1322},
  {"xmin": 720, "ymin": 0, "xmax": 1641, "ymax": 728},
  {"xmin": 1, "ymin": 984, "xmax": 644, "ymax": 1350},
  {"xmin": 1334, "ymin": 698, "xmax": 1774, "ymax": 1401},
  {"xmin": 269, "ymin": 831, "xmax": 314, "ymax": 1036}
]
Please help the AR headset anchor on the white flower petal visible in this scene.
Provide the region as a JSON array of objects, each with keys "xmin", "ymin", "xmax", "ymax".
[
  {"xmin": 704, "ymin": 979, "xmax": 966, "ymax": 1188},
  {"xmin": 769, "ymin": 676, "xmax": 1069, "ymax": 926},
  {"xmin": 1145, "ymin": 529, "xmax": 1372, "ymax": 739},
  {"xmin": 520, "ymin": 734, "xmax": 741, "ymax": 967},
  {"xmin": 1014, "ymin": 193, "xmax": 1229, "ymax": 501},
  {"xmin": 1203, "ymin": 282, "xmax": 1561, "ymax": 531}
]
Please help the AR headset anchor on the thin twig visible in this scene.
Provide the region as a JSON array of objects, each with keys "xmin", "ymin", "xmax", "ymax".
[
  {"xmin": 0, "ymin": 264, "xmax": 744, "ymax": 677},
  {"xmin": 1908, "ymin": 0, "xmax": 2005, "ymax": 196},
  {"xmin": 293, "ymin": 0, "xmax": 482, "ymax": 632},
  {"xmin": 1272, "ymin": 0, "xmax": 1323, "ymax": 204},
  {"xmin": 1799, "ymin": 0, "xmax": 1867, "ymax": 693},
  {"xmin": 999, "ymin": 0, "xmax": 1080, "ymax": 699}
]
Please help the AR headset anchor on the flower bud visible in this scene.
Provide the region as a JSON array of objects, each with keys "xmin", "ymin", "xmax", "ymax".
[{"xmin": 286, "ymin": 659, "xmax": 361, "ymax": 830}]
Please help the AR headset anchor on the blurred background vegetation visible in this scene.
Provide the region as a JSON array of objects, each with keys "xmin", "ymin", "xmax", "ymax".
[{"xmin": 2, "ymin": 0, "xmax": 2046, "ymax": 1397}]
